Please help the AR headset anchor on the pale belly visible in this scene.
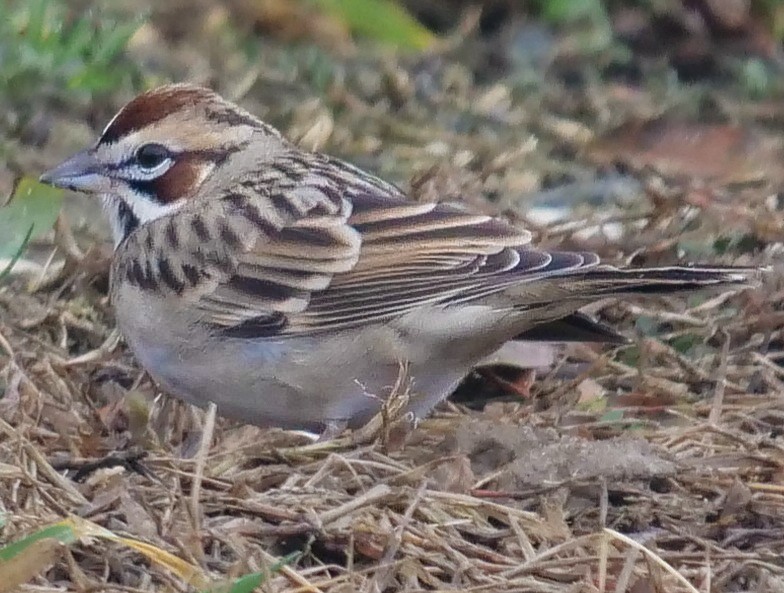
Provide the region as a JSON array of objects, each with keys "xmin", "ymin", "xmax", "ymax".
[{"xmin": 114, "ymin": 285, "xmax": 524, "ymax": 430}]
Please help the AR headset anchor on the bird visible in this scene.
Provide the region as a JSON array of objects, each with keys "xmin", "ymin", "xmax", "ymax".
[{"xmin": 40, "ymin": 83, "xmax": 759, "ymax": 435}]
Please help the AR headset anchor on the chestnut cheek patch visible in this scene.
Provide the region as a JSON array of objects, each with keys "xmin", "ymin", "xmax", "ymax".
[{"xmin": 126, "ymin": 157, "xmax": 206, "ymax": 204}]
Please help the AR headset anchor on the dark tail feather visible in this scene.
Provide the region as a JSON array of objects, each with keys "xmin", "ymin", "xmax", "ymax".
[
  {"xmin": 515, "ymin": 312, "xmax": 630, "ymax": 344},
  {"xmin": 508, "ymin": 264, "xmax": 761, "ymax": 305},
  {"xmin": 561, "ymin": 265, "xmax": 760, "ymax": 298},
  {"xmin": 511, "ymin": 265, "xmax": 763, "ymax": 344}
]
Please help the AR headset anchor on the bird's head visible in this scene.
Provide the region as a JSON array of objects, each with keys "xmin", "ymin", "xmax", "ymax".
[{"xmin": 40, "ymin": 84, "xmax": 286, "ymax": 244}]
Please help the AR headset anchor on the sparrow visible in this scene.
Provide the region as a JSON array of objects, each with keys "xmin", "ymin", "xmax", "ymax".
[{"xmin": 40, "ymin": 84, "xmax": 758, "ymax": 433}]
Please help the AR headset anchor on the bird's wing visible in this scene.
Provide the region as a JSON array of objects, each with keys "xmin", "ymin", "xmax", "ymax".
[
  {"xmin": 114, "ymin": 153, "xmax": 598, "ymax": 338},
  {"xmin": 286, "ymin": 192, "xmax": 600, "ymax": 335}
]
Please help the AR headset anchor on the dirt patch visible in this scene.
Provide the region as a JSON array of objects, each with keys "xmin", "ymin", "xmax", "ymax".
[{"xmin": 452, "ymin": 419, "xmax": 676, "ymax": 489}]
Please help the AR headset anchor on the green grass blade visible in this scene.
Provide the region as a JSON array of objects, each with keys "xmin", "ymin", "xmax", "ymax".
[
  {"xmin": 0, "ymin": 523, "xmax": 77, "ymax": 562},
  {"xmin": 60, "ymin": 15, "xmax": 94, "ymax": 61},
  {"xmin": 313, "ymin": 0, "xmax": 436, "ymax": 50},
  {"xmin": 92, "ymin": 17, "xmax": 143, "ymax": 65},
  {"xmin": 24, "ymin": 0, "xmax": 49, "ymax": 46},
  {"xmin": 0, "ymin": 224, "xmax": 33, "ymax": 283},
  {"xmin": 0, "ymin": 177, "xmax": 63, "ymax": 259},
  {"xmin": 203, "ymin": 552, "xmax": 301, "ymax": 593}
]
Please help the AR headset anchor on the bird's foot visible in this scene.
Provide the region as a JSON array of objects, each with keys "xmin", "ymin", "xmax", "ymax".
[{"xmin": 316, "ymin": 420, "xmax": 349, "ymax": 442}]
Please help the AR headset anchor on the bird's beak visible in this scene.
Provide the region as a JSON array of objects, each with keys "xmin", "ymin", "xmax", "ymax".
[{"xmin": 39, "ymin": 149, "xmax": 106, "ymax": 193}]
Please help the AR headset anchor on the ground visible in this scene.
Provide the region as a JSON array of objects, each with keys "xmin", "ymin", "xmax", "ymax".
[{"xmin": 1, "ymin": 1, "xmax": 783, "ymax": 592}]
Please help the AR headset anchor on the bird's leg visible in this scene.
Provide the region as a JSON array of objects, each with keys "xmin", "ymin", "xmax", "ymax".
[{"xmin": 317, "ymin": 419, "xmax": 348, "ymax": 442}]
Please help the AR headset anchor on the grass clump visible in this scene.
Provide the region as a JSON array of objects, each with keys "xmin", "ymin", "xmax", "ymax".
[{"xmin": 0, "ymin": 0, "xmax": 144, "ymax": 131}]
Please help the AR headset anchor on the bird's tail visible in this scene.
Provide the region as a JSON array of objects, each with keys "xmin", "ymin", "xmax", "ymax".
[
  {"xmin": 508, "ymin": 264, "xmax": 763, "ymax": 344},
  {"xmin": 557, "ymin": 265, "xmax": 759, "ymax": 298}
]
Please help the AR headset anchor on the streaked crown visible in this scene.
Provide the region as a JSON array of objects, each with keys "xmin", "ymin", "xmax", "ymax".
[{"xmin": 40, "ymin": 84, "xmax": 289, "ymax": 245}]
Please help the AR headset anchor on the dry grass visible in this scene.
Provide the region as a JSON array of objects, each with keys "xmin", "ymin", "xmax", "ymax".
[
  {"xmin": 1, "ymin": 198, "xmax": 783, "ymax": 592},
  {"xmin": 3, "ymin": 3, "xmax": 784, "ymax": 590}
]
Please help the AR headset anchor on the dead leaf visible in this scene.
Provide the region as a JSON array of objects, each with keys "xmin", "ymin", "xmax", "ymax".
[
  {"xmin": 590, "ymin": 119, "xmax": 784, "ymax": 185},
  {"xmin": 430, "ymin": 455, "xmax": 475, "ymax": 493},
  {"xmin": 231, "ymin": 0, "xmax": 351, "ymax": 51},
  {"xmin": 718, "ymin": 479, "xmax": 752, "ymax": 524},
  {"xmin": 629, "ymin": 576, "xmax": 657, "ymax": 593},
  {"xmin": 576, "ymin": 378, "xmax": 605, "ymax": 404},
  {"xmin": 0, "ymin": 538, "xmax": 63, "ymax": 593},
  {"xmin": 120, "ymin": 491, "xmax": 159, "ymax": 540}
]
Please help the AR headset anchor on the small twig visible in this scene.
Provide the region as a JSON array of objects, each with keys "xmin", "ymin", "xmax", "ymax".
[
  {"xmin": 50, "ymin": 449, "xmax": 152, "ymax": 482},
  {"xmin": 318, "ymin": 484, "xmax": 393, "ymax": 526},
  {"xmin": 54, "ymin": 211, "xmax": 85, "ymax": 263},
  {"xmin": 304, "ymin": 452, "xmax": 364, "ymax": 491},
  {"xmin": 0, "ymin": 416, "xmax": 88, "ymax": 505},
  {"xmin": 599, "ymin": 478, "xmax": 609, "ymax": 529},
  {"xmin": 61, "ymin": 328, "xmax": 121, "ymax": 366},
  {"xmin": 604, "ymin": 528, "xmax": 701, "ymax": 593},
  {"xmin": 688, "ymin": 289, "xmax": 743, "ymax": 314},
  {"xmin": 621, "ymin": 303, "xmax": 708, "ymax": 327},
  {"xmin": 0, "ymin": 325, "xmax": 16, "ymax": 358},
  {"xmin": 598, "ymin": 527, "xmax": 609, "ymax": 593},
  {"xmin": 365, "ymin": 481, "xmax": 427, "ymax": 593},
  {"xmin": 500, "ymin": 533, "xmax": 599, "ymax": 578},
  {"xmin": 642, "ymin": 337, "xmax": 711, "ymax": 382},
  {"xmin": 708, "ymin": 330, "xmax": 731, "ymax": 426},
  {"xmin": 259, "ymin": 548, "xmax": 322, "ymax": 593},
  {"xmin": 31, "ymin": 246, "xmax": 58, "ymax": 291},
  {"xmin": 350, "ymin": 360, "xmax": 412, "ymax": 446},
  {"xmin": 190, "ymin": 402, "xmax": 217, "ymax": 530},
  {"xmin": 0, "ymin": 224, "xmax": 33, "ymax": 283},
  {"xmin": 614, "ymin": 546, "xmax": 641, "ymax": 593}
]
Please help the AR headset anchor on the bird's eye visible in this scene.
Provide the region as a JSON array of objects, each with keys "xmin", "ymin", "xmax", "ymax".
[{"xmin": 135, "ymin": 143, "xmax": 170, "ymax": 170}]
